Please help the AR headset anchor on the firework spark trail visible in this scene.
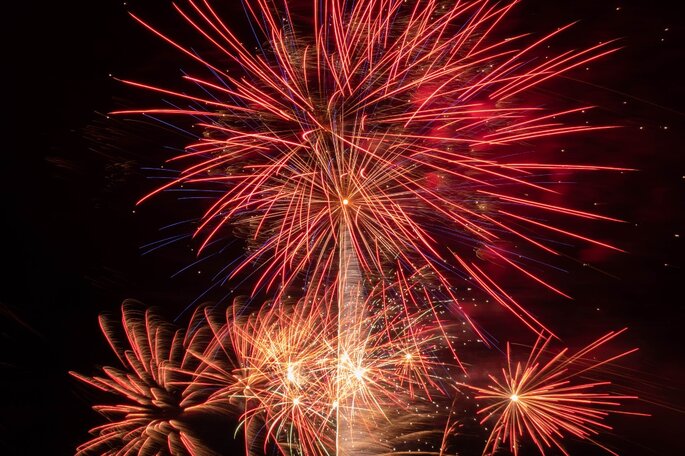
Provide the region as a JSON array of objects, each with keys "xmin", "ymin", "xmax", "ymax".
[
  {"xmin": 336, "ymin": 222, "xmax": 368, "ymax": 454},
  {"xmin": 460, "ymin": 329, "xmax": 648, "ymax": 456},
  {"xmin": 69, "ymin": 301, "xmax": 217, "ymax": 456},
  {"xmin": 119, "ymin": 0, "xmax": 629, "ymax": 337}
]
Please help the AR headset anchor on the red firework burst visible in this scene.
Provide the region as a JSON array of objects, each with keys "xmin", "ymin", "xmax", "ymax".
[
  {"xmin": 118, "ymin": 0, "xmax": 628, "ymax": 337},
  {"xmin": 461, "ymin": 328, "xmax": 648, "ymax": 456},
  {"xmin": 70, "ymin": 302, "xmax": 215, "ymax": 456}
]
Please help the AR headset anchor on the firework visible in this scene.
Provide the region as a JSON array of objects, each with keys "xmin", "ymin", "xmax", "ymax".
[
  {"xmin": 461, "ymin": 329, "xmax": 647, "ymax": 456},
  {"xmin": 85, "ymin": 1, "xmax": 648, "ymax": 455},
  {"xmin": 120, "ymin": 0, "xmax": 628, "ymax": 336},
  {"xmin": 70, "ymin": 301, "xmax": 216, "ymax": 456},
  {"xmin": 189, "ymin": 288, "xmax": 454, "ymax": 456}
]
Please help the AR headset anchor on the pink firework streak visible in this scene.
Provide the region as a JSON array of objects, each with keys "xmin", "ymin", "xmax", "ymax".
[{"xmin": 118, "ymin": 0, "xmax": 629, "ymax": 336}]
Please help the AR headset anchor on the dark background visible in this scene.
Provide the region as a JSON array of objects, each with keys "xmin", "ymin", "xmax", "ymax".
[{"xmin": 2, "ymin": 0, "xmax": 683, "ymax": 454}]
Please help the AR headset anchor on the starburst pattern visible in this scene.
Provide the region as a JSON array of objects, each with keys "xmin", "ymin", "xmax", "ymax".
[
  {"xmin": 189, "ymin": 288, "xmax": 453, "ymax": 456},
  {"xmin": 462, "ymin": 329, "xmax": 647, "ymax": 456},
  {"xmin": 121, "ymin": 0, "xmax": 628, "ymax": 336}
]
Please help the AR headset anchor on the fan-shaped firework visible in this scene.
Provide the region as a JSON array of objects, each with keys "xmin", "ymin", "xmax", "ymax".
[
  {"xmin": 461, "ymin": 329, "xmax": 647, "ymax": 456},
  {"xmin": 70, "ymin": 301, "xmax": 216, "ymax": 456},
  {"xmin": 189, "ymin": 289, "xmax": 454, "ymax": 456},
  {"xmin": 121, "ymin": 0, "xmax": 627, "ymax": 335}
]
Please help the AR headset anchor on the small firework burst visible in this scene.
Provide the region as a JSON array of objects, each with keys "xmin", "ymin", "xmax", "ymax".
[
  {"xmin": 190, "ymin": 290, "xmax": 452, "ymax": 456},
  {"xmin": 70, "ymin": 301, "xmax": 215, "ymax": 456},
  {"xmin": 462, "ymin": 329, "xmax": 647, "ymax": 456}
]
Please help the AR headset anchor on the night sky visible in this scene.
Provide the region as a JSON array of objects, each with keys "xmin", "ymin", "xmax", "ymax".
[{"xmin": 2, "ymin": 1, "xmax": 684, "ymax": 455}]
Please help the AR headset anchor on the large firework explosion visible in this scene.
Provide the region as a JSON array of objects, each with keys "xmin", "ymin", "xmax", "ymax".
[
  {"xmin": 120, "ymin": 0, "xmax": 627, "ymax": 334},
  {"xmin": 70, "ymin": 1, "xmax": 649, "ymax": 455}
]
